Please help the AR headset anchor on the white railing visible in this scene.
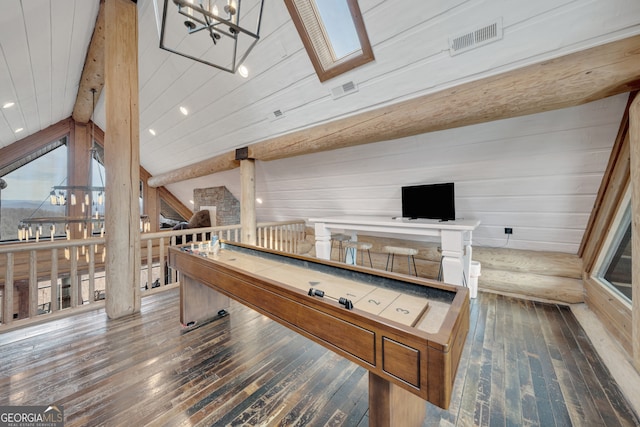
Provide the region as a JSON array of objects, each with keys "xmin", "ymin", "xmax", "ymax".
[{"xmin": 0, "ymin": 220, "xmax": 307, "ymax": 329}]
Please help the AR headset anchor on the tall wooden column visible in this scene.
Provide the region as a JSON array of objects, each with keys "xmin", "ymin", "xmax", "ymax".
[
  {"xmin": 240, "ymin": 159, "xmax": 256, "ymax": 245},
  {"xmin": 630, "ymin": 96, "xmax": 640, "ymax": 371},
  {"xmin": 104, "ymin": 0, "xmax": 141, "ymax": 318},
  {"xmin": 69, "ymin": 122, "xmax": 91, "ymax": 238}
]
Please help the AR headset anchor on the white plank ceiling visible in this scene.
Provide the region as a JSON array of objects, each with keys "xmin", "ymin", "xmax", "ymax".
[{"xmin": 1, "ymin": 0, "xmax": 640, "ymax": 253}]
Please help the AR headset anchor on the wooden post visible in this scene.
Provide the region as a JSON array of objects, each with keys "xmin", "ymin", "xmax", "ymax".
[
  {"xmin": 629, "ymin": 96, "xmax": 640, "ymax": 372},
  {"xmin": 240, "ymin": 159, "xmax": 256, "ymax": 245},
  {"xmin": 104, "ymin": 0, "xmax": 141, "ymax": 318},
  {"xmin": 141, "ymin": 168, "xmax": 160, "ymax": 232},
  {"xmin": 69, "ymin": 122, "xmax": 92, "ymax": 238},
  {"xmin": 368, "ymin": 372, "xmax": 426, "ymax": 427}
]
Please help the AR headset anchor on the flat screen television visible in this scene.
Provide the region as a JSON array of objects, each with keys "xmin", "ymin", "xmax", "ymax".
[{"xmin": 401, "ymin": 182, "xmax": 455, "ymax": 221}]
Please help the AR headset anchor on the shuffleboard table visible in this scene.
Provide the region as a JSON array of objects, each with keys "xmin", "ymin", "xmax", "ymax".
[{"xmin": 168, "ymin": 241, "xmax": 469, "ymax": 427}]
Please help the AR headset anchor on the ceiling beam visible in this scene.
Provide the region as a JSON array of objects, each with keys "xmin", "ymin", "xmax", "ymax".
[
  {"xmin": 72, "ymin": 0, "xmax": 105, "ymax": 124},
  {"xmin": 148, "ymin": 34, "xmax": 640, "ymax": 188}
]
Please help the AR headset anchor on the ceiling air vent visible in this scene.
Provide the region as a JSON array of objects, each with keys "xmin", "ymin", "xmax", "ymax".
[
  {"xmin": 268, "ymin": 109, "xmax": 285, "ymax": 122},
  {"xmin": 331, "ymin": 81, "xmax": 358, "ymax": 100},
  {"xmin": 449, "ymin": 19, "xmax": 503, "ymax": 56}
]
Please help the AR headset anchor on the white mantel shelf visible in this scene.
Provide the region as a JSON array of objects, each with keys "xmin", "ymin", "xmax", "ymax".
[
  {"xmin": 308, "ymin": 215, "xmax": 481, "ymax": 287},
  {"xmin": 308, "ymin": 216, "xmax": 480, "ymax": 235}
]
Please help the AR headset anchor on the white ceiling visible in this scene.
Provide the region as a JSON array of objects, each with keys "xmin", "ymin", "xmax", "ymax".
[
  {"xmin": 3, "ymin": 0, "xmax": 640, "ymax": 179},
  {"xmin": 0, "ymin": 0, "xmax": 98, "ymax": 147}
]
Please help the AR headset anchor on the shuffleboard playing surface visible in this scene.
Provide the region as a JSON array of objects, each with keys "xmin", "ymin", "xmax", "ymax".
[{"xmin": 209, "ymin": 249, "xmax": 442, "ymax": 330}]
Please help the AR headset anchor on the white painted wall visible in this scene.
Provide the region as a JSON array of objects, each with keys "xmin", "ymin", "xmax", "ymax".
[{"xmin": 167, "ymin": 93, "xmax": 626, "ymax": 254}]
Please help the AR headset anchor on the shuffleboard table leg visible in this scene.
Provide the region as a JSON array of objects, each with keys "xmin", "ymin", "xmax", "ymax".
[
  {"xmin": 368, "ymin": 372, "xmax": 426, "ymax": 427},
  {"xmin": 180, "ymin": 274, "xmax": 230, "ymax": 328}
]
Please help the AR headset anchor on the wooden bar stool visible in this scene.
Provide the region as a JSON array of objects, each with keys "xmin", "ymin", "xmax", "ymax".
[
  {"xmin": 383, "ymin": 245, "xmax": 418, "ymax": 276},
  {"xmin": 331, "ymin": 233, "xmax": 351, "ymax": 262},
  {"xmin": 344, "ymin": 241, "xmax": 373, "ymax": 267}
]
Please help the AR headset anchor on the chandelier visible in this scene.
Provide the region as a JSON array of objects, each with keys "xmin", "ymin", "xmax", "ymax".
[{"xmin": 156, "ymin": 0, "xmax": 265, "ymax": 74}]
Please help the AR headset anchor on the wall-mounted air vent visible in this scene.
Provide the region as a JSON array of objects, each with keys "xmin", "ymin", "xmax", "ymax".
[
  {"xmin": 449, "ymin": 18, "xmax": 503, "ymax": 56},
  {"xmin": 268, "ymin": 109, "xmax": 285, "ymax": 122},
  {"xmin": 331, "ymin": 81, "xmax": 358, "ymax": 100}
]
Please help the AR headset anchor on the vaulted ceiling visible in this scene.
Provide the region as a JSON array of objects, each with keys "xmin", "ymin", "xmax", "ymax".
[
  {"xmin": 3, "ymin": 0, "xmax": 639, "ymax": 175},
  {"xmin": 2, "ymin": 0, "xmax": 640, "ymax": 252}
]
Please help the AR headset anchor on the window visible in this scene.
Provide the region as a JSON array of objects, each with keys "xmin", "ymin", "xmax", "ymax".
[
  {"xmin": 0, "ymin": 142, "xmax": 68, "ymax": 241},
  {"xmin": 285, "ymin": 0, "xmax": 374, "ymax": 82},
  {"xmin": 595, "ymin": 188, "xmax": 632, "ymax": 303},
  {"xmin": 603, "ymin": 220, "xmax": 632, "ymax": 300},
  {"xmin": 91, "ymin": 144, "xmax": 106, "ymax": 219}
]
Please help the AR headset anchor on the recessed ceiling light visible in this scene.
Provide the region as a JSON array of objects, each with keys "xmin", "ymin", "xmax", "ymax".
[
  {"xmin": 14, "ymin": 127, "xmax": 23, "ymax": 133},
  {"xmin": 189, "ymin": 200, "xmax": 194, "ymax": 205},
  {"xmin": 256, "ymin": 197, "xmax": 263, "ymax": 204},
  {"xmin": 149, "ymin": 129, "xmax": 156, "ymax": 136},
  {"xmin": 238, "ymin": 65, "xmax": 249, "ymax": 78},
  {"xmin": 179, "ymin": 106, "xmax": 188, "ymax": 116},
  {"xmin": 3, "ymin": 102, "xmax": 15, "ymax": 109}
]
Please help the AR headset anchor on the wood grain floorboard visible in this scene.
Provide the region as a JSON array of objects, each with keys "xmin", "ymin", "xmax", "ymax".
[{"xmin": 1, "ymin": 289, "xmax": 638, "ymax": 426}]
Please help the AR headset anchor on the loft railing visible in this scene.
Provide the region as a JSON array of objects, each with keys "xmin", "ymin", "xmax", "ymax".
[{"xmin": 0, "ymin": 220, "xmax": 307, "ymax": 330}]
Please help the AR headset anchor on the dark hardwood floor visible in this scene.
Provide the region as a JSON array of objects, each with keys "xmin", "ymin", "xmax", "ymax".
[{"xmin": 0, "ymin": 288, "xmax": 637, "ymax": 426}]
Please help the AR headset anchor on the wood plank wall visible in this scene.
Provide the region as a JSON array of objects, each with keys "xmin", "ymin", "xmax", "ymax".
[{"xmin": 235, "ymin": 96, "xmax": 622, "ymax": 254}]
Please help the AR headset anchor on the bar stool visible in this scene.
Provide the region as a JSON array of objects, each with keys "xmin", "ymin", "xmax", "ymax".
[
  {"xmin": 344, "ymin": 241, "xmax": 373, "ymax": 267},
  {"xmin": 331, "ymin": 233, "xmax": 350, "ymax": 262},
  {"xmin": 383, "ymin": 245, "xmax": 418, "ymax": 276}
]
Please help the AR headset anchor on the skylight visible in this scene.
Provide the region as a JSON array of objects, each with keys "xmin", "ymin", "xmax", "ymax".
[
  {"xmin": 314, "ymin": 0, "xmax": 360, "ymax": 60},
  {"xmin": 285, "ymin": 0, "xmax": 374, "ymax": 82}
]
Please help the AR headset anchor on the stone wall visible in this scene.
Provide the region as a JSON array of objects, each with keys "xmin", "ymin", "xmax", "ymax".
[{"xmin": 193, "ymin": 187, "xmax": 240, "ymax": 226}]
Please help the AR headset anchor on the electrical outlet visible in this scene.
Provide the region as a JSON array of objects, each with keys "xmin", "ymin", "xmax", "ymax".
[{"xmin": 504, "ymin": 227, "xmax": 513, "ymax": 235}]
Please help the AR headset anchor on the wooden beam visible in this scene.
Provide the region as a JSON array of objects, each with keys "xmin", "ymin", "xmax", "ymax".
[
  {"xmin": 148, "ymin": 151, "xmax": 239, "ymax": 187},
  {"xmin": 104, "ymin": 0, "xmax": 141, "ymax": 318},
  {"xmin": 0, "ymin": 118, "xmax": 72, "ymax": 171},
  {"xmin": 629, "ymin": 95, "xmax": 640, "ymax": 371},
  {"xmin": 148, "ymin": 35, "xmax": 640, "ymax": 187},
  {"xmin": 72, "ymin": 0, "xmax": 105, "ymax": 124}
]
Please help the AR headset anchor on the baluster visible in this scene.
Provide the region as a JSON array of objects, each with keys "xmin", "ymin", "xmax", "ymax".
[
  {"xmin": 70, "ymin": 247, "xmax": 79, "ymax": 308},
  {"xmin": 3, "ymin": 253, "xmax": 14, "ymax": 325},
  {"xmin": 88, "ymin": 245, "xmax": 95, "ymax": 304},
  {"xmin": 29, "ymin": 250, "xmax": 37, "ymax": 318},
  {"xmin": 147, "ymin": 239, "xmax": 153, "ymax": 291},
  {"xmin": 50, "ymin": 248, "xmax": 59, "ymax": 312},
  {"xmin": 159, "ymin": 237, "xmax": 166, "ymax": 285}
]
